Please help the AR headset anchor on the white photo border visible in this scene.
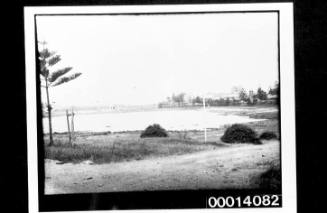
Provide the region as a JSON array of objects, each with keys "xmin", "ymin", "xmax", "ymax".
[{"xmin": 25, "ymin": 3, "xmax": 296, "ymax": 213}]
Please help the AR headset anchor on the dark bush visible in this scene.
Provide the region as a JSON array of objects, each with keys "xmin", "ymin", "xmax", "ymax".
[
  {"xmin": 221, "ymin": 124, "xmax": 260, "ymax": 144},
  {"xmin": 258, "ymin": 166, "xmax": 281, "ymax": 191},
  {"xmin": 252, "ymin": 138, "xmax": 263, "ymax": 145},
  {"xmin": 140, "ymin": 124, "xmax": 168, "ymax": 138},
  {"xmin": 260, "ymin": 131, "xmax": 278, "ymax": 140}
]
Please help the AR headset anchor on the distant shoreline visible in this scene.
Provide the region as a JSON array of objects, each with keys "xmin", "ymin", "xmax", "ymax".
[
  {"xmin": 43, "ymin": 111, "xmax": 278, "ymax": 137},
  {"xmin": 45, "ymin": 104, "xmax": 278, "ymax": 118},
  {"xmin": 41, "ymin": 106, "xmax": 278, "ymax": 134}
]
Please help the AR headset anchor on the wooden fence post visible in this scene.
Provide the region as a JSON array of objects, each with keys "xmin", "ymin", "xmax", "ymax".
[
  {"xmin": 110, "ymin": 142, "xmax": 116, "ymax": 162},
  {"xmin": 66, "ymin": 110, "xmax": 71, "ymax": 145},
  {"xmin": 71, "ymin": 108, "xmax": 75, "ymax": 141}
]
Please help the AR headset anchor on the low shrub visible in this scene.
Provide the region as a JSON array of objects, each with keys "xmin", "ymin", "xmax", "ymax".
[
  {"xmin": 258, "ymin": 166, "xmax": 281, "ymax": 191},
  {"xmin": 252, "ymin": 138, "xmax": 263, "ymax": 145},
  {"xmin": 221, "ymin": 124, "xmax": 260, "ymax": 144},
  {"xmin": 140, "ymin": 124, "xmax": 168, "ymax": 138},
  {"xmin": 260, "ymin": 131, "xmax": 278, "ymax": 140}
]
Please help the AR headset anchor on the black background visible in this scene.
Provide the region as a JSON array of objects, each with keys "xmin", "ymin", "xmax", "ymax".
[{"xmin": 3, "ymin": 0, "xmax": 326, "ymax": 212}]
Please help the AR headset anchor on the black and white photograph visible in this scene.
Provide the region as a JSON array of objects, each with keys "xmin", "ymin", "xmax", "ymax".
[{"xmin": 24, "ymin": 3, "xmax": 296, "ymax": 212}]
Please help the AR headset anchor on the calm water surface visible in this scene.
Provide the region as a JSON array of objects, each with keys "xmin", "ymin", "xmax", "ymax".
[{"xmin": 42, "ymin": 108, "xmax": 265, "ymax": 133}]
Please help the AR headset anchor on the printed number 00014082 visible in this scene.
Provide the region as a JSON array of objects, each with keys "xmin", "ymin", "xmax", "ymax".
[{"xmin": 207, "ymin": 195, "xmax": 280, "ymax": 208}]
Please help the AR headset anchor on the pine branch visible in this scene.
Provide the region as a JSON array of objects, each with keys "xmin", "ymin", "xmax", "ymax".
[
  {"xmin": 48, "ymin": 55, "xmax": 61, "ymax": 66},
  {"xmin": 51, "ymin": 72, "xmax": 82, "ymax": 87},
  {"xmin": 48, "ymin": 67, "xmax": 73, "ymax": 83},
  {"xmin": 39, "ymin": 48, "xmax": 55, "ymax": 59}
]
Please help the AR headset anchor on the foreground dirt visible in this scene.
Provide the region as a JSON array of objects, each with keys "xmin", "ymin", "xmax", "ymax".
[{"xmin": 45, "ymin": 140, "xmax": 279, "ymax": 194}]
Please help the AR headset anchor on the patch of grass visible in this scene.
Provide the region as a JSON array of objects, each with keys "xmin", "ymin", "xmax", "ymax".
[
  {"xmin": 44, "ymin": 133, "xmax": 222, "ymax": 164},
  {"xmin": 249, "ymin": 111, "xmax": 278, "ymax": 119}
]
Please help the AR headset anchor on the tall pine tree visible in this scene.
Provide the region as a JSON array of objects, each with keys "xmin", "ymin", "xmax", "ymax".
[{"xmin": 38, "ymin": 41, "xmax": 82, "ymax": 146}]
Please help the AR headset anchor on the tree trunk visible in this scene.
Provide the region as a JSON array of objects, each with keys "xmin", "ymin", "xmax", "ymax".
[{"xmin": 45, "ymin": 78, "xmax": 54, "ymax": 146}]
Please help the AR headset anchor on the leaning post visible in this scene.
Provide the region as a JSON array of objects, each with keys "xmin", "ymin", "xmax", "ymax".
[
  {"xmin": 203, "ymin": 95, "xmax": 207, "ymax": 143},
  {"xmin": 71, "ymin": 108, "xmax": 75, "ymax": 141},
  {"xmin": 66, "ymin": 110, "xmax": 71, "ymax": 145}
]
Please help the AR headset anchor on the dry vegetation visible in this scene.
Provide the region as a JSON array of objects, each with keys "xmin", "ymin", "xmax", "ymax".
[{"xmin": 44, "ymin": 130, "xmax": 227, "ymax": 164}]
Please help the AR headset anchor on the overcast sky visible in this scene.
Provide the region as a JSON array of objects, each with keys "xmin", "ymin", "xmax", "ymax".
[{"xmin": 36, "ymin": 12, "xmax": 278, "ymax": 107}]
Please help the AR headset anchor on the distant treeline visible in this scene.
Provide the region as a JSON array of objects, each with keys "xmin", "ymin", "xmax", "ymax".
[{"xmin": 158, "ymin": 82, "xmax": 279, "ymax": 108}]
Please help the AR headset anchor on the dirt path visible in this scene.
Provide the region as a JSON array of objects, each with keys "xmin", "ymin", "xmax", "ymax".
[{"xmin": 45, "ymin": 140, "xmax": 279, "ymax": 194}]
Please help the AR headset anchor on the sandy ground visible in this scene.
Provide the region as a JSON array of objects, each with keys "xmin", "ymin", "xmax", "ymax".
[{"xmin": 45, "ymin": 140, "xmax": 279, "ymax": 194}]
